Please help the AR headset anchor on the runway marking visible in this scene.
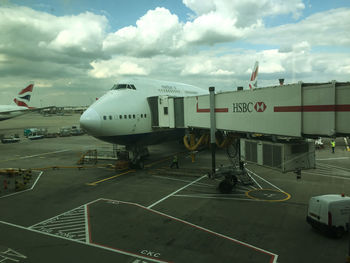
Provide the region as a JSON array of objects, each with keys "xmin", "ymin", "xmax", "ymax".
[
  {"xmin": 248, "ymin": 173, "xmax": 262, "ymax": 189},
  {"xmin": 0, "ymin": 218, "xmax": 165, "ymax": 263},
  {"xmin": 317, "ymin": 157, "xmax": 350, "ymax": 160},
  {"xmin": 317, "ymin": 162, "xmax": 350, "ymax": 172},
  {"xmin": 246, "ymin": 168, "xmax": 285, "ymax": 192},
  {"xmin": 246, "ymin": 189, "xmax": 291, "ymax": 202},
  {"xmin": 101, "ymin": 198, "xmax": 278, "ymax": 263},
  {"xmin": 173, "ymin": 194, "xmax": 260, "ymax": 201},
  {"xmin": 0, "ymin": 149, "xmax": 70, "ymax": 162},
  {"xmin": 302, "ymin": 171, "xmax": 350, "ymax": 181},
  {"xmin": 86, "ymin": 170, "xmax": 135, "ymax": 186},
  {"xmin": 147, "ymin": 175, "xmax": 207, "ymax": 209},
  {"xmin": 29, "ymin": 205, "xmax": 88, "ymax": 241},
  {"xmin": 151, "ymin": 175, "xmax": 214, "ymax": 187},
  {"xmin": 0, "ymin": 171, "xmax": 43, "ymax": 199}
]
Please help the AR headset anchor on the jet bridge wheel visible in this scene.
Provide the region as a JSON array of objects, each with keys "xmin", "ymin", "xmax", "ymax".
[
  {"xmin": 219, "ymin": 179, "xmax": 234, "ymax": 194},
  {"xmin": 131, "ymin": 160, "xmax": 144, "ymax": 169}
]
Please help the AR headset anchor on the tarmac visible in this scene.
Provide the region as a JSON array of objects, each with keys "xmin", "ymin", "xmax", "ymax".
[{"xmin": 1, "ymin": 113, "xmax": 350, "ymax": 263}]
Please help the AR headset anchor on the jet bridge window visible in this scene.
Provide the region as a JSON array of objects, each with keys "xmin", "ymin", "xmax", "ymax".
[{"xmin": 111, "ymin": 84, "xmax": 137, "ymax": 90}]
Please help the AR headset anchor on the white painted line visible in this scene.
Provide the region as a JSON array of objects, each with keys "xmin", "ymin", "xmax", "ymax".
[
  {"xmin": 101, "ymin": 199, "xmax": 278, "ymax": 262},
  {"xmin": 147, "ymin": 175, "xmax": 207, "ymax": 209},
  {"xmin": 317, "ymin": 157, "xmax": 350, "ymax": 160},
  {"xmin": 152, "ymin": 175, "xmax": 214, "ymax": 187},
  {"xmin": 317, "ymin": 162, "xmax": 350, "ymax": 172},
  {"xmin": 49, "ymin": 224, "xmax": 84, "ymax": 230},
  {"xmin": 246, "ymin": 169, "xmax": 285, "ymax": 193},
  {"xmin": 1, "ymin": 150, "xmax": 70, "ymax": 162},
  {"xmin": 173, "ymin": 194, "xmax": 260, "ymax": 202},
  {"xmin": 69, "ymin": 230, "xmax": 86, "ymax": 234},
  {"xmin": 57, "ymin": 227, "xmax": 85, "ymax": 232},
  {"xmin": 47, "ymin": 217, "xmax": 85, "ymax": 223},
  {"xmin": 29, "ymin": 199, "xmax": 101, "ymax": 228},
  {"xmin": 302, "ymin": 171, "xmax": 350, "ymax": 181},
  {"xmin": 248, "ymin": 173, "xmax": 262, "ymax": 189},
  {"xmin": 84, "ymin": 204, "xmax": 90, "ymax": 244},
  {"xmin": 0, "ymin": 171, "xmax": 43, "ymax": 199},
  {"xmin": 0, "ymin": 220, "xmax": 167, "ymax": 263}
]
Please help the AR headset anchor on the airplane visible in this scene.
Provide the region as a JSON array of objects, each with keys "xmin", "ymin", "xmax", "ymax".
[
  {"xmin": 0, "ymin": 84, "xmax": 35, "ymax": 121},
  {"xmin": 80, "ymin": 78, "xmax": 208, "ymax": 167},
  {"xmin": 80, "ymin": 62, "xmax": 260, "ymax": 168},
  {"xmin": 248, "ymin": 61, "xmax": 259, "ymax": 90}
]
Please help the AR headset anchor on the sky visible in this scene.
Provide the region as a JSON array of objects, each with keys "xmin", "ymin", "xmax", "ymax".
[{"xmin": 0, "ymin": 0, "xmax": 349, "ymax": 106}]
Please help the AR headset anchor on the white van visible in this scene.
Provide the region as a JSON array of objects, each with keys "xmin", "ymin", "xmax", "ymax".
[{"xmin": 306, "ymin": 194, "xmax": 350, "ymax": 237}]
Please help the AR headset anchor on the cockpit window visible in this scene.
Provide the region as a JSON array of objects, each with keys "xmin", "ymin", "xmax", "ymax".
[{"xmin": 111, "ymin": 84, "xmax": 136, "ymax": 90}]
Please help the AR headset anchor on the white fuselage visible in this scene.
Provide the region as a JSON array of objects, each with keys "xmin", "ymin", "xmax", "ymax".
[
  {"xmin": 0, "ymin": 105, "xmax": 29, "ymax": 121},
  {"xmin": 80, "ymin": 78, "xmax": 207, "ymax": 146}
]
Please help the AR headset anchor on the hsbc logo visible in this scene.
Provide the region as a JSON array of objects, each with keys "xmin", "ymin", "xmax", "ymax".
[
  {"xmin": 232, "ymin": 101, "xmax": 267, "ymax": 113},
  {"xmin": 254, "ymin": 102, "xmax": 267, "ymax": 112}
]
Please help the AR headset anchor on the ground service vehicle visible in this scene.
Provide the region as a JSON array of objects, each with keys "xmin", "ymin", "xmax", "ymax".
[{"xmin": 307, "ymin": 194, "xmax": 350, "ymax": 237}]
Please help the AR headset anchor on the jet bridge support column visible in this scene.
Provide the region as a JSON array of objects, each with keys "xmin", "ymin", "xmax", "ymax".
[{"xmin": 209, "ymin": 86, "xmax": 216, "ymax": 175}]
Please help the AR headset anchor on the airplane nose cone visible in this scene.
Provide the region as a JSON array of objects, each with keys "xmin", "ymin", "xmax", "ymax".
[{"xmin": 80, "ymin": 108, "xmax": 101, "ymax": 135}]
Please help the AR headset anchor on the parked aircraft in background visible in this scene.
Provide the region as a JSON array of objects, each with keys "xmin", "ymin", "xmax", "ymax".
[
  {"xmin": 0, "ymin": 84, "xmax": 35, "ymax": 121},
  {"xmin": 249, "ymin": 61, "xmax": 259, "ymax": 90}
]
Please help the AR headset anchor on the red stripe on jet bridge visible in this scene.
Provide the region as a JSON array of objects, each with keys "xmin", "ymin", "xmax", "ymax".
[
  {"xmin": 196, "ymin": 103, "xmax": 228, "ymax": 113},
  {"xmin": 274, "ymin": 104, "xmax": 350, "ymax": 112},
  {"xmin": 18, "ymin": 84, "xmax": 34, "ymax": 95}
]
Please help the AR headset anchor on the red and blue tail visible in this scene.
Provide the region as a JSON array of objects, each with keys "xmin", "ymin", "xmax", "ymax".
[
  {"xmin": 249, "ymin": 61, "xmax": 259, "ymax": 90},
  {"xmin": 14, "ymin": 84, "xmax": 34, "ymax": 108}
]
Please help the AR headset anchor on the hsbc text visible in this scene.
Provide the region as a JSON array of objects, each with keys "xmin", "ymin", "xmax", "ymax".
[{"xmin": 232, "ymin": 102, "xmax": 253, "ymax": 113}]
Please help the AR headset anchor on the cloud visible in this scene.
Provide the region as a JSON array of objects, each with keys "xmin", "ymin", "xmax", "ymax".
[
  {"xmin": 0, "ymin": 2, "xmax": 349, "ymax": 106},
  {"xmin": 183, "ymin": 0, "xmax": 305, "ymax": 26},
  {"xmin": 103, "ymin": 7, "xmax": 185, "ymax": 57},
  {"xmin": 89, "ymin": 58, "xmax": 148, "ymax": 78},
  {"xmin": 251, "ymin": 8, "xmax": 350, "ymax": 47}
]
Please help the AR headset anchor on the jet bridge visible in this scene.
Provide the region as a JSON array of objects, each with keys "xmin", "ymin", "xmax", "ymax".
[
  {"xmin": 148, "ymin": 81, "xmax": 350, "ymax": 175},
  {"xmin": 151, "ymin": 81, "xmax": 350, "ymax": 138}
]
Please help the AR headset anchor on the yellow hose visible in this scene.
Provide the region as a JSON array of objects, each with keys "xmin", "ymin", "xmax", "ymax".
[{"xmin": 183, "ymin": 133, "xmax": 208, "ymax": 151}]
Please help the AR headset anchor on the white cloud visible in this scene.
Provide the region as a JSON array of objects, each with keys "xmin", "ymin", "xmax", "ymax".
[
  {"xmin": 89, "ymin": 58, "xmax": 148, "ymax": 78},
  {"xmin": 0, "ymin": 3, "xmax": 349, "ymax": 106},
  {"xmin": 251, "ymin": 8, "xmax": 350, "ymax": 47},
  {"xmin": 103, "ymin": 7, "xmax": 185, "ymax": 57},
  {"xmin": 183, "ymin": 0, "xmax": 305, "ymax": 26}
]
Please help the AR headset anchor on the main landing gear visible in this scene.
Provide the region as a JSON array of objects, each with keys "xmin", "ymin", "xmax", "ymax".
[{"xmin": 128, "ymin": 145, "xmax": 149, "ymax": 169}]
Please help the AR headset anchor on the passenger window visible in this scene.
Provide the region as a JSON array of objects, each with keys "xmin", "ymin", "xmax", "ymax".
[
  {"xmin": 119, "ymin": 115, "xmax": 122, "ymax": 119},
  {"xmin": 144, "ymin": 114, "xmax": 147, "ymax": 118},
  {"xmin": 124, "ymin": 115, "xmax": 127, "ymax": 119},
  {"xmin": 128, "ymin": 114, "xmax": 131, "ymax": 119},
  {"xmin": 141, "ymin": 114, "xmax": 143, "ymax": 118},
  {"xmin": 103, "ymin": 116, "xmax": 106, "ymax": 120},
  {"xmin": 133, "ymin": 114, "xmax": 135, "ymax": 119},
  {"xmin": 109, "ymin": 116, "xmax": 112, "ymax": 120},
  {"xmin": 164, "ymin": 107, "xmax": 168, "ymax": 115}
]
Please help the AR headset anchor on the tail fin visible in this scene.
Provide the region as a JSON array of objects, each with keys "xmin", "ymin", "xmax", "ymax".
[
  {"xmin": 14, "ymin": 84, "xmax": 34, "ymax": 108},
  {"xmin": 249, "ymin": 61, "xmax": 259, "ymax": 90}
]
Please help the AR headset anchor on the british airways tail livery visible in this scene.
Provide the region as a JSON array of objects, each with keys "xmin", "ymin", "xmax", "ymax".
[
  {"xmin": 0, "ymin": 84, "xmax": 35, "ymax": 121},
  {"xmin": 249, "ymin": 61, "xmax": 259, "ymax": 90}
]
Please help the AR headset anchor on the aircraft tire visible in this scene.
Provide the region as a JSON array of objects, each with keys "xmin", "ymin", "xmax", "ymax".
[{"xmin": 219, "ymin": 180, "xmax": 233, "ymax": 194}]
